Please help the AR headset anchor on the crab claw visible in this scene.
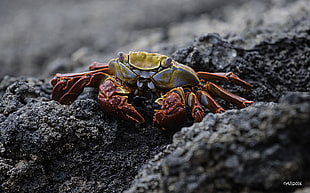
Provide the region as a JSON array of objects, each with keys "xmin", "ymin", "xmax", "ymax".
[
  {"xmin": 153, "ymin": 88, "xmax": 187, "ymax": 129},
  {"xmin": 153, "ymin": 107, "xmax": 187, "ymax": 130},
  {"xmin": 98, "ymin": 94, "xmax": 144, "ymax": 123}
]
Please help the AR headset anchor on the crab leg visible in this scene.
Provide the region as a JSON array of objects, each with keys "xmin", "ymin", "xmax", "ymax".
[
  {"xmin": 186, "ymin": 92, "xmax": 205, "ymax": 122},
  {"xmin": 98, "ymin": 77, "xmax": 144, "ymax": 123},
  {"xmin": 196, "ymin": 90, "xmax": 225, "ymax": 113},
  {"xmin": 53, "ymin": 76, "xmax": 90, "ymax": 104},
  {"xmin": 88, "ymin": 62, "xmax": 109, "ymax": 70},
  {"xmin": 197, "ymin": 72, "xmax": 253, "ymax": 90},
  {"xmin": 203, "ymin": 82, "xmax": 254, "ymax": 108},
  {"xmin": 51, "ymin": 69, "xmax": 110, "ymax": 104}
]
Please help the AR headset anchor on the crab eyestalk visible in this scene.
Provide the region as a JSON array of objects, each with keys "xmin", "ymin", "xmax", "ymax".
[
  {"xmin": 163, "ymin": 57, "xmax": 172, "ymax": 67},
  {"xmin": 118, "ymin": 52, "xmax": 124, "ymax": 61}
]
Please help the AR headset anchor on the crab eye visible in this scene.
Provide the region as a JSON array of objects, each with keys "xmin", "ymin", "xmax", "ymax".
[
  {"xmin": 162, "ymin": 57, "xmax": 172, "ymax": 67},
  {"xmin": 118, "ymin": 52, "xmax": 124, "ymax": 61}
]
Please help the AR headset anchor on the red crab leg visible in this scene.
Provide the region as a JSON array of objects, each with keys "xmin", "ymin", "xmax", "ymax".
[
  {"xmin": 52, "ymin": 76, "xmax": 90, "ymax": 104},
  {"xmin": 51, "ymin": 68, "xmax": 110, "ymax": 104},
  {"xmin": 153, "ymin": 87, "xmax": 187, "ymax": 129},
  {"xmin": 203, "ymin": 82, "xmax": 254, "ymax": 108},
  {"xmin": 98, "ymin": 77, "xmax": 144, "ymax": 123},
  {"xmin": 197, "ymin": 72, "xmax": 253, "ymax": 90},
  {"xmin": 89, "ymin": 62, "xmax": 109, "ymax": 70},
  {"xmin": 196, "ymin": 90, "xmax": 225, "ymax": 113},
  {"xmin": 186, "ymin": 92, "xmax": 205, "ymax": 122}
]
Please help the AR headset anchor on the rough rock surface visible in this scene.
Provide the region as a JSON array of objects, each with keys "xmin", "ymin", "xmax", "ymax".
[
  {"xmin": 124, "ymin": 6, "xmax": 310, "ymax": 192},
  {"xmin": 0, "ymin": 77, "xmax": 171, "ymax": 192},
  {"xmin": 1, "ymin": 0, "xmax": 310, "ymax": 193},
  {"xmin": 126, "ymin": 94, "xmax": 310, "ymax": 193}
]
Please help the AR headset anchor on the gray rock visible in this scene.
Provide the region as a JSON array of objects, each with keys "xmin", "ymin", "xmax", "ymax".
[
  {"xmin": 0, "ymin": 78, "xmax": 170, "ymax": 192},
  {"xmin": 125, "ymin": 1, "xmax": 310, "ymax": 192},
  {"xmin": 126, "ymin": 93, "xmax": 310, "ymax": 192}
]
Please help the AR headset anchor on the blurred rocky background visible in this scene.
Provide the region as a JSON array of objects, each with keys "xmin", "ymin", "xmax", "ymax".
[
  {"xmin": 0, "ymin": 0, "xmax": 309, "ymax": 192},
  {"xmin": 1, "ymin": 0, "xmax": 306, "ymax": 79}
]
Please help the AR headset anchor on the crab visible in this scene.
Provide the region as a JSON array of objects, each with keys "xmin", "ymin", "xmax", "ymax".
[{"xmin": 51, "ymin": 51, "xmax": 254, "ymax": 129}]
